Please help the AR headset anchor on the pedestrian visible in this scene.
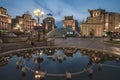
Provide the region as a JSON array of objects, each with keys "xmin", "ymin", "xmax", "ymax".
[
  {"xmin": 31, "ymin": 41, "xmax": 34, "ymax": 46},
  {"xmin": 63, "ymin": 34, "xmax": 65, "ymax": 40},
  {"xmin": 63, "ymin": 34, "xmax": 67, "ymax": 40}
]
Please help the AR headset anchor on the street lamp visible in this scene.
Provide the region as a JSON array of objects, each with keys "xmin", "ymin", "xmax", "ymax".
[
  {"xmin": 17, "ymin": 24, "xmax": 20, "ymax": 31},
  {"xmin": 33, "ymin": 9, "xmax": 44, "ymax": 41}
]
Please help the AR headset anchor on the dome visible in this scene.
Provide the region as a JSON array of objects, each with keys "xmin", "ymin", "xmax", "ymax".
[
  {"xmin": 47, "ymin": 28, "xmax": 80, "ymax": 37},
  {"xmin": 47, "ymin": 13, "xmax": 53, "ymax": 16}
]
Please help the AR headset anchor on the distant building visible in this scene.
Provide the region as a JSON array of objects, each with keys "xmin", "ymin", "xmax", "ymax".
[
  {"xmin": 0, "ymin": 7, "xmax": 12, "ymax": 31},
  {"xmin": 63, "ymin": 16, "xmax": 79, "ymax": 32},
  {"xmin": 43, "ymin": 14, "xmax": 56, "ymax": 33},
  {"xmin": 81, "ymin": 9, "xmax": 120, "ymax": 37},
  {"xmin": 12, "ymin": 13, "xmax": 37, "ymax": 32}
]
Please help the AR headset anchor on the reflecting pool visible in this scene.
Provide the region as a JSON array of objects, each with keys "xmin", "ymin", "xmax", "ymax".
[{"xmin": 0, "ymin": 48, "xmax": 120, "ymax": 80}]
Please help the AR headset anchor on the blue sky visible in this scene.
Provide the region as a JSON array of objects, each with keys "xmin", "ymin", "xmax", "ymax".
[{"xmin": 0, "ymin": 0, "xmax": 120, "ymax": 27}]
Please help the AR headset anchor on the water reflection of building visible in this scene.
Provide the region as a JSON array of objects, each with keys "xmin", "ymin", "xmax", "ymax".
[
  {"xmin": 0, "ymin": 56, "xmax": 8, "ymax": 66},
  {"xmin": 12, "ymin": 13, "xmax": 37, "ymax": 32},
  {"xmin": 0, "ymin": 7, "xmax": 12, "ymax": 31},
  {"xmin": 43, "ymin": 14, "xmax": 56, "ymax": 33},
  {"xmin": 81, "ymin": 9, "xmax": 120, "ymax": 37},
  {"xmin": 83, "ymin": 49, "xmax": 119, "ymax": 63},
  {"xmin": 63, "ymin": 16, "xmax": 79, "ymax": 32},
  {"xmin": 64, "ymin": 48, "xmax": 76, "ymax": 56}
]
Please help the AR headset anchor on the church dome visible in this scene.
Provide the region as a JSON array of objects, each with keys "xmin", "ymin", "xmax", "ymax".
[{"xmin": 47, "ymin": 28, "xmax": 80, "ymax": 37}]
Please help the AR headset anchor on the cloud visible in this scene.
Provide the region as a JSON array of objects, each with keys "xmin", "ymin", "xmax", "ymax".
[
  {"xmin": 0, "ymin": 0, "xmax": 120, "ymax": 22},
  {"xmin": 0, "ymin": 0, "xmax": 37, "ymax": 18},
  {"xmin": 32, "ymin": 0, "xmax": 89, "ymax": 22}
]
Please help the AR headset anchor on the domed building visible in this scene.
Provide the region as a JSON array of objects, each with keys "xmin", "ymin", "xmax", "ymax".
[{"xmin": 47, "ymin": 28, "xmax": 80, "ymax": 38}]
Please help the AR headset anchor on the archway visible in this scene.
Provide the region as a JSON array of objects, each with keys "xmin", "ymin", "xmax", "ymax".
[{"xmin": 89, "ymin": 29, "xmax": 95, "ymax": 37}]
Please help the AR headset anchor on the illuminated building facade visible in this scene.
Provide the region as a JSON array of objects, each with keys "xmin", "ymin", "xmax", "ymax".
[
  {"xmin": 0, "ymin": 7, "xmax": 12, "ymax": 31},
  {"xmin": 63, "ymin": 16, "xmax": 78, "ymax": 32},
  {"xmin": 12, "ymin": 13, "xmax": 37, "ymax": 32},
  {"xmin": 43, "ymin": 14, "xmax": 56, "ymax": 33},
  {"xmin": 81, "ymin": 9, "xmax": 120, "ymax": 37}
]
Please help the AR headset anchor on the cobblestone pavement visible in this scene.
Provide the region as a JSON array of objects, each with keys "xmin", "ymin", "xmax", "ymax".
[
  {"xmin": 54, "ymin": 38, "xmax": 120, "ymax": 55},
  {"xmin": 0, "ymin": 42, "xmax": 47, "ymax": 53},
  {"xmin": 0, "ymin": 38, "xmax": 120, "ymax": 56}
]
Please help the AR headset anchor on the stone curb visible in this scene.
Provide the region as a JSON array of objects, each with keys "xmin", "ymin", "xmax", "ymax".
[{"xmin": 0, "ymin": 46, "xmax": 120, "ymax": 57}]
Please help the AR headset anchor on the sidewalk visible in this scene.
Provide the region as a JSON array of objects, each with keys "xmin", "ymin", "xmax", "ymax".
[
  {"xmin": 0, "ymin": 42, "xmax": 47, "ymax": 53},
  {"xmin": 54, "ymin": 38, "xmax": 120, "ymax": 55}
]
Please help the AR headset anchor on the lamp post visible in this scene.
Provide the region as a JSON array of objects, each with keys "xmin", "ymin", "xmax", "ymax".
[{"xmin": 34, "ymin": 9, "xmax": 44, "ymax": 41}]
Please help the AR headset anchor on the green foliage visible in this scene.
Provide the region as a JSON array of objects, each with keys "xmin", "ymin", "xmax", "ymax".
[
  {"xmin": 13, "ymin": 31, "xmax": 25, "ymax": 35},
  {"xmin": 107, "ymin": 41, "xmax": 120, "ymax": 44},
  {"xmin": 106, "ymin": 32, "xmax": 112, "ymax": 36}
]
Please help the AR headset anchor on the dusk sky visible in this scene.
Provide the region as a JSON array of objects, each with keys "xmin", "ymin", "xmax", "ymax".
[{"xmin": 0, "ymin": 0, "xmax": 120, "ymax": 26}]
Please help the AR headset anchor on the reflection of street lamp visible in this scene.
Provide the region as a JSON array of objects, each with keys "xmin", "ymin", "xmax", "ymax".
[
  {"xmin": 33, "ymin": 9, "xmax": 44, "ymax": 41},
  {"xmin": 35, "ymin": 70, "xmax": 40, "ymax": 79}
]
